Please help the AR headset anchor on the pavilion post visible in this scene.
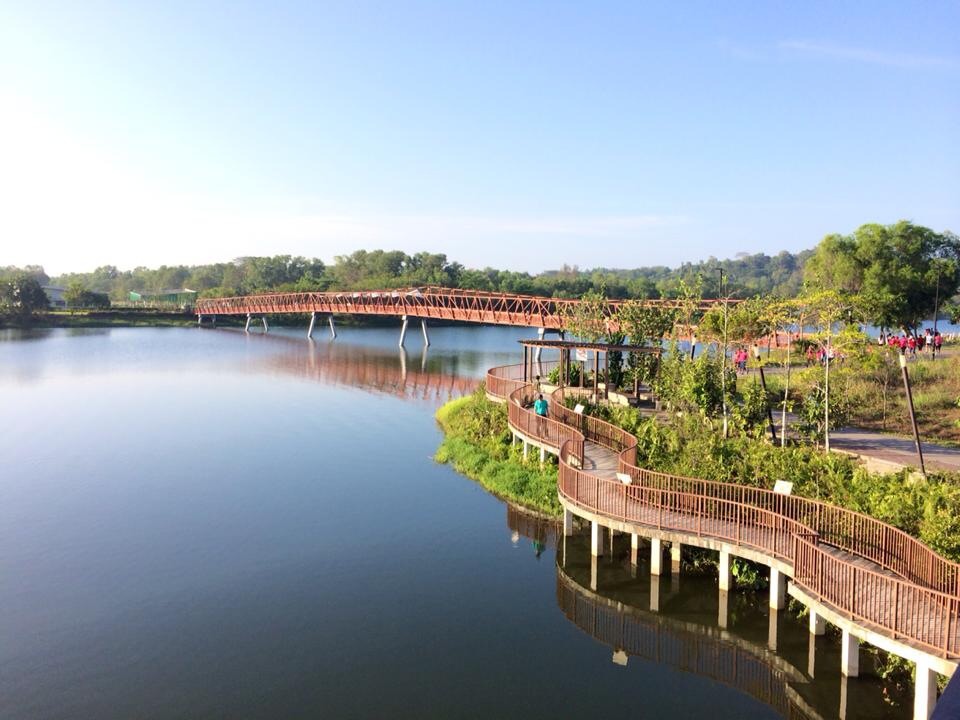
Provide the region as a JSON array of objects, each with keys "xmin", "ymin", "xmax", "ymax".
[
  {"xmin": 594, "ymin": 350, "xmax": 600, "ymax": 404},
  {"xmin": 523, "ymin": 346, "xmax": 528, "ymax": 383},
  {"xmin": 604, "ymin": 350, "xmax": 610, "ymax": 400}
]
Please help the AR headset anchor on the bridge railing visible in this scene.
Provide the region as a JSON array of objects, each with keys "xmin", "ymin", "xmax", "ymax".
[
  {"xmin": 559, "ymin": 439, "xmax": 960, "ymax": 657},
  {"xmin": 550, "ymin": 387, "xmax": 638, "ymax": 463},
  {"xmin": 559, "ymin": 440, "xmax": 816, "ymax": 564},
  {"xmin": 614, "ymin": 462, "xmax": 960, "ymax": 597},
  {"xmin": 794, "ymin": 535, "xmax": 960, "ymax": 658},
  {"xmin": 485, "ymin": 361, "xmax": 559, "ymax": 401}
]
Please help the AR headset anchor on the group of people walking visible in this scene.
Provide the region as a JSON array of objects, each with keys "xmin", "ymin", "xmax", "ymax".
[{"xmin": 880, "ymin": 329, "xmax": 944, "ymax": 357}]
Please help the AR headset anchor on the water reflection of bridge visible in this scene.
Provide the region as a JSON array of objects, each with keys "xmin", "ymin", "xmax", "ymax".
[{"xmin": 253, "ymin": 336, "xmax": 479, "ymax": 403}]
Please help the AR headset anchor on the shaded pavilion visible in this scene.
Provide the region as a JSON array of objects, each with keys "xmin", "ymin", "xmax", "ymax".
[{"xmin": 518, "ymin": 339, "xmax": 662, "ymax": 401}]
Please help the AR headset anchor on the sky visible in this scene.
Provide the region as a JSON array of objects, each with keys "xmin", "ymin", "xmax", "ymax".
[{"xmin": 1, "ymin": 1, "xmax": 957, "ymax": 275}]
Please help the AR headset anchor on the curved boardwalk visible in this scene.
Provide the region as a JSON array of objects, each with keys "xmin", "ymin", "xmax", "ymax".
[{"xmin": 487, "ymin": 361, "xmax": 960, "ymax": 719}]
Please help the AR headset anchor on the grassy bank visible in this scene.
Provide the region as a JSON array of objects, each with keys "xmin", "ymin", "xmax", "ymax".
[
  {"xmin": 0, "ymin": 310, "xmax": 202, "ymax": 329},
  {"xmin": 434, "ymin": 389, "xmax": 561, "ymax": 516}
]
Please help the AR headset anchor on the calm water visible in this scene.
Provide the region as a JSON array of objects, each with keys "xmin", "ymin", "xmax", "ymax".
[{"xmin": 0, "ymin": 326, "xmax": 910, "ymax": 718}]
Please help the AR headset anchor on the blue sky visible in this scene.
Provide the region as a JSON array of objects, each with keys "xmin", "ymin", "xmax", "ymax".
[{"xmin": 1, "ymin": 1, "xmax": 957, "ymax": 274}]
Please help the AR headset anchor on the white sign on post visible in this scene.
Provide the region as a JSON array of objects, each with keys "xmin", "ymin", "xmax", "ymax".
[
  {"xmin": 575, "ymin": 348, "xmax": 588, "ymax": 362},
  {"xmin": 773, "ymin": 480, "xmax": 793, "ymax": 496},
  {"xmin": 574, "ymin": 404, "xmax": 585, "ymax": 415}
]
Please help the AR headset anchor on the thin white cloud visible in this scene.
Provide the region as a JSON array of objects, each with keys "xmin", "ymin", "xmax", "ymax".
[{"xmin": 779, "ymin": 40, "xmax": 958, "ymax": 69}]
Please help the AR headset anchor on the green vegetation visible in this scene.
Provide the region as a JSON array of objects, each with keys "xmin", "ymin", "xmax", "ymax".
[
  {"xmin": 0, "ymin": 273, "xmax": 48, "ymax": 320},
  {"xmin": 434, "ymin": 388, "xmax": 562, "ymax": 515}
]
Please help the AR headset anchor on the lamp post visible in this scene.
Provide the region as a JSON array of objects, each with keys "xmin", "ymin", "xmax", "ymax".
[{"xmin": 719, "ymin": 268, "xmax": 729, "ymax": 439}]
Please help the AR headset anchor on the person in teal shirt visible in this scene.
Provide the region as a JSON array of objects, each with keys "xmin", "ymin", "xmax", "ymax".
[{"xmin": 534, "ymin": 394, "xmax": 549, "ymax": 437}]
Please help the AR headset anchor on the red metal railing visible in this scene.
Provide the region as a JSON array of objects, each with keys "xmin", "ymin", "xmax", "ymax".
[
  {"xmin": 508, "ymin": 385, "xmax": 584, "ymax": 465},
  {"xmin": 486, "ymin": 361, "xmax": 960, "ymax": 658},
  {"xmin": 196, "ymin": 287, "xmax": 726, "ymax": 330}
]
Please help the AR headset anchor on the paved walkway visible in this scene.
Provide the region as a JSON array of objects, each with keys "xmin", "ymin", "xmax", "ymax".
[
  {"xmin": 773, "ymin": 413, "xmax": 960, "ymax": 473},
  {"xmin": 829, "ymin": 426, "xmax": 960, "ymax": 473}
]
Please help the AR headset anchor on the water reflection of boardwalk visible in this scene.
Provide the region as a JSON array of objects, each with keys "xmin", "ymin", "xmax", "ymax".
[{"xmin": 555, "ymin": 563, "xmax": 822, "ymax": 720}]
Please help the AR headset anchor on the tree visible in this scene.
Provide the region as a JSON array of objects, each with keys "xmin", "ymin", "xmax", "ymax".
[
  {"xmin": 805, "ymin": 222, "xmax": 960, "ymax": 335},
  {"xmin": 0, "ymin": 274, "xmax": 48, "ymax": 318},
  {"xmin": 617, "ymin": 301, "xmax": 676, "ymax": 388},
  {"xmin": 64, "ymin": 281, "xmax": 110, "ymax": 309},
  {"xmin": 798, "ymin": 290, "xmax": 864, "ymax": 452}
]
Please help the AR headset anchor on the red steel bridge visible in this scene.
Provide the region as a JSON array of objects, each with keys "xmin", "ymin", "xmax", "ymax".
[{"xmin": 195, "ymin": 286, "xmax": 728, "ymax": 338}]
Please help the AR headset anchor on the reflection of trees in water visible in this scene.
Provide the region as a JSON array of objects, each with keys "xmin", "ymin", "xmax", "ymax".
[
  {"xmin": 506, "ymin": 504, "xmax": 559, "ymax": 558},
  {"xmin": 253, "ymin": 336, "xmax": 479, "ymax": 404},
  {"xmin": 555, "ymin": 563, "xmax": 822, "ymax": 720}
]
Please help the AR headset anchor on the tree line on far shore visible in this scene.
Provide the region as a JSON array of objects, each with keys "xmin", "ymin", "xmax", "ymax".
[{"xmin": 2, "ymin": 221, "xmax": 958, "ymax": 329}]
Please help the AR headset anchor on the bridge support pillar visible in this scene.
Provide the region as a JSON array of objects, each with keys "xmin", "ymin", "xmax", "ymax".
[
  {"xmin": 198, "ymin": 314, "xmax": 203, "ymax": 325},
  {"xmin": 590, "ymin": 521, "xmax": 604, "ymax": 557},
  {"xmin": 399, "ymin": 316, "xmax": 409, "ymax": 348},
  {"xmin": 535, "ymin": 327, "xmax": 545, "ymax": 360},
  {"xmin": 563, "ymin": 509, "xmax": 574, "ymax": 536},
  {"xmin": 717, "ymin": 589, "xmax": 729, "ymax": 628},
  {"xmin": 769, "ymin": 567, "xmax": 786, "ymax": 610},
  {"xmin": 809, "ymin": 609, "xmax": 826, "ymax": 635},
  {"xmin": 307, "ymin": 311, "xmax": 316, "ymax": 339},
  {"xmin": 421, "ymin": 319, "xmax": 430, "ymax": 347},
  {"xmin": 262, "ymin": 316, "xmax": 269, "ymax": 333},
  {"xmin": 841, "ymin": 629, "xmax": 859, "ymax": 677},
  {"xmin": 245, "ymin": 313, "xmax": 252, "ymax": 333},
  {"xmin": 670, "ymin": 542, "xmax": 681, "ymax": 574},
  {"xmin": 650, "ymin": 537, "xmax": 662, "ymax": 575},
  {"xmin": 630, "ymin": 533, "xmax": 639, "ymax": 566},
  {"xmin": 718, "ymin": 550, "xmax": 732, "ymax": 591},
  {"xmin": 914, "ymin": 661, "xmax": 937, "ymax": 720},
  {"xmin": 329, "ymin": 315, "xmax": 337, "ymax": 338}
]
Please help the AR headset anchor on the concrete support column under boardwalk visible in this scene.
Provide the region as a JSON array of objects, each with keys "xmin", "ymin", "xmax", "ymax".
[
  {"xmin": 649, "ymin": 575, "xmax": 660, "ymax": 613},
  {"xmin": 539, "ymin": 446, "xmax": 545, "ymax": 464},
  {"xmin": 769, "ymin": 567, "xmax": 786, "ymax": 609},
  {"xmin": 630, "ymin": 533, "xmax": 639, "ymax": 566},
  {"xmin": 563, "ymin": 509, "xmax": 574, "ymax": 536},
  {"xmin": 841, "ymin": 629, "xmax": 859, "ymax": 677},
  {"xmin": 591, "ymin": 521, "xmax": 604, "ymax": 557},
  {"xmin": 650, "ymin": 537, "xmax": 662, "ymax": 575},
  {"xmin": 717, "ymin": 589, "xmax": 729, "ymax": 629},
  {"xmin": 670, "ymin": 542, "xmax": 681, "ymax": 573},
  {"xmin": 522, "ymin": 441, "xmax": 529, "ymax": 460},
  {"xmin": 914, "ymin": 662, "xmax": 937, "ymax": 720},
  {"xmin": 809, "ymin": 610, "xmax": 826, "ymax": 635},
  {"xmin": 718, "ymin": 550, "xmax": 732, "ymax": 591}
]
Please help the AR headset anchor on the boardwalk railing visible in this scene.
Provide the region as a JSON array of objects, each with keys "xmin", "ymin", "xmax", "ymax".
[{"xmin": 486, "ymin": 361, "xmax": 960, "ymax": 659}]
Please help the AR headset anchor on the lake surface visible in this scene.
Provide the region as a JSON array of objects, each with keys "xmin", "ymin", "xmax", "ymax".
[{"xmin": 0, "ymin": 326, "xmax": 911, "ymax": 718}]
